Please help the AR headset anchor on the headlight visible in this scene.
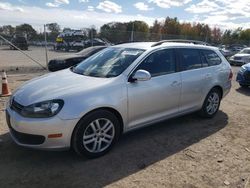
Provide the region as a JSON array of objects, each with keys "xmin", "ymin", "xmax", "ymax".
[
  {"xmin": 239, "ymin": 66, "xmax": 246, "ymax": 73},
  {"xmin": 230, "ymin": 56, "xmax": 234, "ymax": 60},
  {"xmin": 244, "ymin": 57, "xmax": 250, "ymax": 62},
  {"xmin": 21, "ymin": 99, "xmax": 64, "ymax": 118}
]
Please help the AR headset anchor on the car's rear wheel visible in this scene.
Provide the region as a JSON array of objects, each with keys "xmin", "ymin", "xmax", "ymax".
[
  {"xmin": 200, "ymin": 88, "xmax": 221, "ymax": 118},
  {"xmin": 72, "ymin": 110, "xmax": 121, "ymax": 158}
]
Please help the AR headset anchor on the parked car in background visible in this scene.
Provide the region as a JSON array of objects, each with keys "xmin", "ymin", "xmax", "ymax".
[
  {"xmin": 230, "ymin": 48, "xmax": 250, "ymax": 65},
  {"xmin": 220, "ymin": 44, "xmax": 247, "ymax": 59},
  {"xmin": 55, "ymin": 29, "xmax": 111, "ymax": 52},
  {"xmin": 48, "ymin": 46, "xmax": 107, "ymax": 72},
  {"xmin": 10, "ymin": 36, "xmax": 28, "ymax": 50},
  {"xmin": 55, "ymin": 30, "xmax": 85, "ymax": 51},
  {"xmin": 236, "ymin": 63, "xmax": 250, "ymax": 87},
  {"xmin": 6, "ymin": 40, "xmax": 232, "ymax": 158},
  {"xmin": 220, "ymin": 48, "xmax": 235, "ymax": 58},
  {"xmin": 84, "ymin": 38, "xmax": 109, "ymax": 48}
]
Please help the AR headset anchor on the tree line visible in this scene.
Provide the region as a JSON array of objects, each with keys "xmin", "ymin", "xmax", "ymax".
[
  {"xmin": 0, "ymin": 23, "xmax": 61, "ymax": 42},
  {"xmin": 0, "ymin": 17, "xmax": 250, "ymax": 45}
]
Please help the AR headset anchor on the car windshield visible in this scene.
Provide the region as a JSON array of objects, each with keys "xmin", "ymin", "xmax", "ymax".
[
  {"xmin": 239, "ymin": 49, "xmax": 250, "ymax": 54},
  {"xmin": 72, "ymin": 47, "xmax": 144, "ymax": 78}
]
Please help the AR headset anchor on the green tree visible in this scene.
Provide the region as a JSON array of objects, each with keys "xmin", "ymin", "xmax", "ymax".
[
  {"xmin": 149, "ymin": 20, "xmax": 162, "ymax": 40},
  {"xmin": 15, "ymin": 24, "xmax": 37, "ymax": 40},
  {"xmin": 127, "ymin": 21, "xmax": 149, "ymax": 41},
  {"xmin": 222, "ymin": 30, "xmax": 233, "ymax": 44},
  {"xmin": 47, "ymin": 23, "xmax": 60, "ymax": 33},
  {"xmin": 100, "ymin": 22, "xmax": 129, "ymax": 44},
  {"xmin": 47, "ymin": 23, "xmax": 61, "ymax": 41},
  {"xmin": 211, "ymin": 27, "xmax": 222, "ymax": 44},
  {"xmin": 240, "ymin": 29, "xmax": 250, "ymax": 41},
  {"xmin": 162, "ymin": 17, "xmax": 180, "ymax": 37},
  {"xmin": 0, "ymin": 25, "xmax": 15, "ymax": 36}
]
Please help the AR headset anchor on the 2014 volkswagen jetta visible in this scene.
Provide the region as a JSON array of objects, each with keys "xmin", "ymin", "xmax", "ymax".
[{"xmin": 6, "ymin": 41, "xmax": 232, "ymax": 158}]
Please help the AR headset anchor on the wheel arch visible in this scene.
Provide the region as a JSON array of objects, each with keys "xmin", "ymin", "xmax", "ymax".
[
  {"xmin": 70, "ymin": 107, "xmax": 124, "ymax": 147},
  {"xmin": 211, "ymin": 85, "xmax": 223, "ymax": 98}
]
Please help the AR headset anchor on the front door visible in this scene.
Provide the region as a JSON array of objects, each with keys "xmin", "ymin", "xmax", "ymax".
[{"xmin": 127, "ymin": 49, "xmax": 181, "ymax": 128}]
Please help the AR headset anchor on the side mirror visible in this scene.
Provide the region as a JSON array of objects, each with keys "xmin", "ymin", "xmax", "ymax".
[{"xmin": 131, "ymin": 70, "xmax": 151, "ymax": 82}]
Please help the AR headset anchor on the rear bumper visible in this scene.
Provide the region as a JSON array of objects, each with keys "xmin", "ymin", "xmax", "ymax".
[
  {"xmin": 5, "ymin": 107, "xmax": 79, "ymax": 150},
  {"xmin": 223, "ymin": 81, "xmax": 231, "ymax": 98}
]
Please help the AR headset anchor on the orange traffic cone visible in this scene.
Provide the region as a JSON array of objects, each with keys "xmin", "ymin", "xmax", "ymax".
[{"xmin": 1, "ymin": 71, "xmax": 11, "ymax": 97}]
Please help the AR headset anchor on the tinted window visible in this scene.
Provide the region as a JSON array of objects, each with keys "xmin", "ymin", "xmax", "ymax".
[
  {"xmin": 136, "ymin": 49, "xmax": 176, "ymax": 77},
  {"xmin": 179, "ymin": 49, "xmax": 202, "ymax": 71},
  {"xmin": 202, "ymin": 50, "xmax": 221, "ymax": 66}
]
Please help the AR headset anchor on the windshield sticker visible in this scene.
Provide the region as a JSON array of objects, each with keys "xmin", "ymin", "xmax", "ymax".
[{"xmin": 122, "ymin": 51, "xmax": 141, "ymax": 56}]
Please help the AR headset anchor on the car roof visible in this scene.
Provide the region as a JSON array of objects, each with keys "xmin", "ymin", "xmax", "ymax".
[
  {"xmin": 114, "ymin": 42, "xmax": 155, "ymax": 50},
  {"xmin": 114, "ymin": 42, "xmax": 218, "ymax": 51}
]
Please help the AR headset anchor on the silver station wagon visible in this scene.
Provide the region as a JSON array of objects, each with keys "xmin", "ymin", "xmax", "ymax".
[{"xmin": 6, "ymin": 40, "xmax": 232, "ymax": 158}]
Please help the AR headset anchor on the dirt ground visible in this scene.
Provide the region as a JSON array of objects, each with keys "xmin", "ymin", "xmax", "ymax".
[
  {"xmin": 0, "ymin": 47, "xmax": 250, "ymax": 188},
  {"xmin": 0, "ymin": 46, "xmax": 72, "ymax": 71}
]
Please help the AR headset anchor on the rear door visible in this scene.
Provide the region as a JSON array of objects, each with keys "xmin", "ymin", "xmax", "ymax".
[{"xmin": 177, "ymin": 48, "xmax": 207, "ymax": 112}]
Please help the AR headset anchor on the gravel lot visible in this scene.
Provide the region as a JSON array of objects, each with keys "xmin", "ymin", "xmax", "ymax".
[
  {"xmin": 0, "ymin": 45, "xmax": 72, "ymax": 71},
  {"xmin": 0, "ymin": 47, "xmax": 249, "ymax": 188}
]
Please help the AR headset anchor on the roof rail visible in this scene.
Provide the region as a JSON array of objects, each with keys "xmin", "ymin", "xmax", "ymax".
[{"xmin": 151, "ymin": 39, "xmax": 210, "ymax": 47}]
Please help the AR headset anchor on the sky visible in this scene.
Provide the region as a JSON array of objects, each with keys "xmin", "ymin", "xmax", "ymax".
[{"xmin": 0, "ymin": 0, "xmax": 250, "ymax": 31}]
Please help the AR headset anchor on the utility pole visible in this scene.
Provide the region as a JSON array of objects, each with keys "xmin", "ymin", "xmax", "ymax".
[
  {"xmin": 130, "ymin": 22, "xmax": 134, "ymax": 42},
  {"xmin": 44, "ymin": 24, "xmax": 49, "ymax": 69},
  {"xmin": 91, "ymin": 29, "xmax": 93, "ymax": 47}
]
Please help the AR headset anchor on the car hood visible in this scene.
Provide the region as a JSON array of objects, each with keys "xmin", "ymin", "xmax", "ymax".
[
  {"xmin": 243, "ymin": 63, "xmax": 250, "ymax": 70},
  {"xmin": 13, "ymin": 69, "xmax": 113, "ymax": 106},
  {"xmin": 234, "ymin": 54, "xmax": 250, "ymax": 58}
]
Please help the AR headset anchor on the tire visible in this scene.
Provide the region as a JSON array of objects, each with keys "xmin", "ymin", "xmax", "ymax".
[
  {"xmin": 72, "ymin": 110, "xmax": 121, "ymax": 158},
  {"xmin": 199, "ymin": 88, "xmax": 221, "ymax": 118}
]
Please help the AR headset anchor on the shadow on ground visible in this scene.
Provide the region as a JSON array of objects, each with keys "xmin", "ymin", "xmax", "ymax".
[
  {"xmin": 236, "ymin": 86, "xmax": 250, "ymax": 96},
  {"xmin": 0, "ymin": 111, "xmax": 228, "ymax": 188}
]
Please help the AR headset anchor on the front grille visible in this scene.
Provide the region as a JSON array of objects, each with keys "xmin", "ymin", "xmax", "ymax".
[
  {"xmin": 10, "ymin": 99, "xmax": 24, "ymax": 114},
  {"xmin": 234, "ymin": 56, "xmax": 242, "ymax": 60}
]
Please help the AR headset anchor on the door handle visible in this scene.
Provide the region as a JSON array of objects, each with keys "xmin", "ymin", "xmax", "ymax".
[{"xmin": 171, "ymin": 81, "xmax": 180, "ymax": 87}]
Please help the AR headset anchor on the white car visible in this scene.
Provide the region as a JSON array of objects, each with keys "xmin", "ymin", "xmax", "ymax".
[
  {"xmin": 6, "ymin": 40, "xmax": 232, "ymax": 158},
  {"xmin": 230, "ymin": 48, "xmax": 250, "ymax": 65}
]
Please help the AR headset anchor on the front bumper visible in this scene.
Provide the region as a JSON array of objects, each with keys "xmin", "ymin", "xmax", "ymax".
[
  {"xmin": 236, "ymin": 72, "xmax": 250, "ymax": 86},
  {"xmin": 230, "ymin": 60, "xmax": 246, "ymax": 65},
  {"xmin": 5, "ymin": 107, "xmax": 79, "ymax": 150}
]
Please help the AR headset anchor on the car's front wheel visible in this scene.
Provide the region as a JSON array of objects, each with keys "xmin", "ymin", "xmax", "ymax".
[
  {"xmin": 200, "ymin": 88, "xmax": 221, "ymax": 118},
  {"xmin": 72, "ymin": 110, "xmax": 121, "ymax": 158}
]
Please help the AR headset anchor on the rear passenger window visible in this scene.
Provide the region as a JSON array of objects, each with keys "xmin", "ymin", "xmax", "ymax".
[
  {"xmin": 178, "ymin": 49, "xmax": 202, "ymax": 71},
  {"xmin": 201, "ymin": 50, "xmax": 221, "ymax": 66},
  {"xmin": 136, "ymin": 49, "xmax": 176, "ymax": 77}
]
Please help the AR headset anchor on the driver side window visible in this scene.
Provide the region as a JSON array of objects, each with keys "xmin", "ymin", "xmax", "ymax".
[{"xmin": 136, "ymin": 49, "xmax": 176, "ymax": 77}]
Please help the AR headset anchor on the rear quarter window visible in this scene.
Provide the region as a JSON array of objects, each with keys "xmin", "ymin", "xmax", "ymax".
[{"xmin": 201, "ymin": 50, "xmax": 222, "ymax": 66}]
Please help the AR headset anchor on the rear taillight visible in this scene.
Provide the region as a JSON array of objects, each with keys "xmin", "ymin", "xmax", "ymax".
[{"xmin": 229, "ymin": 69, "xmax": 233, "ymax": 80}]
